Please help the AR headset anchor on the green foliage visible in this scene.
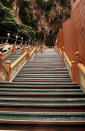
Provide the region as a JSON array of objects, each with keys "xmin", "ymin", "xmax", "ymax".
[
  {"xmin": 0, "ymin": 1, "xmax": 36, "ymax": 42},
  {"xmin": 18, "ymin": 0, "xmax": 38, "ymax": 30},
  {"xmin": 28, "ymin": 17, "xmax": 38, "ymax": 30},
  {"xmin": 0, "ymin": 3, "xmax": 18, "ymax": 36},
  {"xmin": 36, "ymin": 0, "xmax": 54, "ymax": 10},
  {"xmin": 19, "ymin": 0, "xmax": 29, "ymax": 25},
  {"xmin": 18, "ymin": 24, "xmax": 36, "ymax": 41},
  {"xmin": 0, "ymin": 0, "xmax": 15, "ymax": 8}
]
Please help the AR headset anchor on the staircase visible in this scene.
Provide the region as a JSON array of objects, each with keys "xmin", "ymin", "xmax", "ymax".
[{"xmin": 0, "ymin": 48, "xmax": 85, "ymax": 130}]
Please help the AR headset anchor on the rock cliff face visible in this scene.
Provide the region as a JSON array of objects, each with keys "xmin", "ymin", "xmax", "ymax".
[
  {"xmin": 0, "ymin": 0, "xmax": 71, "ymax": 45},
  {"xmin": 26, "ymin": 0, "xmax": 71, "ymax": 45}
]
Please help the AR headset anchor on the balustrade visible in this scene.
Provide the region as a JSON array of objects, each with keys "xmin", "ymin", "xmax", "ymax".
[{"xmin": 0, "ymin": 47, "xmax": 39, "ymax": 81}]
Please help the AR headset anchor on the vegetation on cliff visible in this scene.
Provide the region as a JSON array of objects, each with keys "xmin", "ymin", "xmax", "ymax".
[
  {"xmin": 0, "ymin": 0, "xmax": 36, "ymax": 42},
  {"xmin": 0, "ymin": 0, "xmax": 71, "ymax": 45}
]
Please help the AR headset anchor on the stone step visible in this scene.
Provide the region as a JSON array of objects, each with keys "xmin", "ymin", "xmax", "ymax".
[
  {"xmin": 0, "ymin": 84, "xmax": 80, "ymax": 89},
  {"xmin": 0, "ymin": 97, "xmax": 85, "ymax": 106},
  {"xmin": 0, "ymin": 91, "xmax": 83, "ymax": 97},
  {"xmin": 0, "ymin": 97, "xmax": 85, "ymax": 112},
  {"xmin": 18, "ymin": 71, "xmax": 68, "ymax": 75},
  {"xmin": 25, "ymin": 64, "xmax": 65, "ymax": 66},
  {"xmin": 16, "ymin": 74, "xmax": 70, "ymax": 78},
  {"xmin": 13, "ymin": 78, "xmax": 72, "ymax": 82},
  {"xmin": 0, "ymin": 88, "xmax": 82, "ymax": 92},
  {"xmin": 0, "ymin": 112, "xmax": 85, "ymax": 125},
  {"xmin": 21, "ymin": 68, "xmax": 67, "ymax": 71},
  {"xmin": 14, "ymin": 78, "xmax": 71, "ymax": 80},
  {"xmin": 0, "ymin": 82, "xmax": 78, "ymax": 86},
  {"xmin": 1, "ymin": 93, "xmax": 85, "ymax": 98}
]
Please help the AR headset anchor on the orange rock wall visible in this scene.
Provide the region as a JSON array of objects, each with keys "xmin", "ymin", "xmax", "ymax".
[
  {"xmin": 58, "ymin": 0, "xmax": 85, "ymax": 64},
  {"xmin": 71, "ymin": 0, "xmax": 85, "ymax": 64}
]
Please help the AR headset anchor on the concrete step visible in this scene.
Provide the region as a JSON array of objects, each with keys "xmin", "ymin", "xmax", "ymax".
[
  {"xmin": 0, "ymin": 112, "xmax": 85, "ymax": 125},
  {"xmin": 0, "ymin": 83, "xmax": 80, "ymax": 89},
  {"xmin": 0, "ymin": 97, "xmax": 85, "ymax": 113},
  {"xmin": 0, "ymin": 97, "xmax": 85, "ymax": 106},
  {"xmin": 13, "ymin": 78, "xmax": 72, "ymax": 82},
  {"xmin": 16, "ymin": 74, "xmax": 70, "ymax": 78}
]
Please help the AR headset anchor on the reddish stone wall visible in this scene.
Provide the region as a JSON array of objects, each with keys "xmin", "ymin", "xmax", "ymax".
[
  {"xmin": 61, "ymin": 0, "xmax": 85, "ymax": 64},
  {"xmin": 71, "ymin": 0, "xmax": 85, "ymax": 64},
  {"xmin": 58, "ymin": 29, "xmax": 64, "ymax": 51},
  {"xmin": 63, "ymin": 19, "xmax": 78, "ymax": 62},
  {"xmin": 57, "ymin": 29, "xmax": 64, "ymax": 50}
]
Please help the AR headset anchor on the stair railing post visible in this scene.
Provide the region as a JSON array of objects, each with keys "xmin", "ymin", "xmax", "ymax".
[
  {"xmin": 5, "ymin": 61, "xmax": 11, "ymax": 81},
  {"xmin": 75, "ymin": 51, "xmax": 80, "ymax": 85},
  {"xmin": 71, "ymin": 61, "xmax": 76, "ymax": 82},
  {"xmin": 24, "ymin": 47, "xmax": 31, "ymax": 60},
  {"xmin": 6, "ymin": 39, "xmax": 8, "ymax": 45},
  {"xmin": 24, "ymin": 47, "xmax": 29, "ymax": 52},
  {"xmin": 0, "ymin": 52, "xmax": 3, "ymax": 72},
  {"xmin": 35, "ymin": 47, "xmax": 37, "ymax": 53},
  {"xmin": 26, "ymin": 52, "xmax": 30, "ymax": 60}
]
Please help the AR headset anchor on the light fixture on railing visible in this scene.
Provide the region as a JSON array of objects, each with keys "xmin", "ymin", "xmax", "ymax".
[
  {"xmin": 21, "ymin": 37, "xmax": 23, "ymax": 41},
  {"xmin": 15, "ymin": 35, "xmax": 18, "ymax": 44},
  {"xmin": 6, "ymin": 33, "xmax": 10, "ymax": 44},
  {"xmin": 16, "ymin": 35, "xmax": 18, "ymax": 40},
  {"xmin": 21, "ymin": 37, "xmax": 23, "ymax": 44},
  {"xmin": 7, "ymin": 33, "xmax": 10, "ymax": 38}
]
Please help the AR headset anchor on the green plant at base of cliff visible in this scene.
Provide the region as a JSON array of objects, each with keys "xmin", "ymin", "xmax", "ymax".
[
  {"xmin": 0, "ymin": 3, "xmax": 18, "ymax": 36},
  {"xmin": 0, "ymin": 0, "xmax": 15, "ymax": 8},
  {"xmin": 18, "ymin": 24, "xmax": 36, "ymax": 41},
  {"xmin": 0, "ymin": 1, "xmax": 36, "ymax": 42}
]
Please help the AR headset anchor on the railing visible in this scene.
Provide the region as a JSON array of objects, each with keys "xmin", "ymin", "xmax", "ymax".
[
  {"xmin": 0, "ymin": 43, "xmax": 6, "ymax": 48},
  {"xmin": 0, "ymin": 47, "xmax": 39, "ymax": 81},
  {"xmin": 2, "ymin": 46, "xmax": 23, "ymax": 59},
  {"xmin": 2, "ymin": 49, "xmax": 13, "ymax": 59},
  {"xmin": 56, "ymin": 46, "xmax": 85, "ymax": 92},
  {"xmin": 10, "ymin": 48, "xmax": 37, "ymax": 81},
  {"xmin": 0, "ymin": 64, "xmax": 8, "ymax": 81},
  {"xmin": 29, "ymin": 48, "xmax": 36, "ymax": 60},
  {"xmin": 78, "ymin": 63, "xmax": 85, "ymax": 92},
  {"xmin": 16, "ymin": 48, "xmax": 23, "ymax": 54},
  {"xmin": 36, "ymin": 47, "xmax": 40, "ymax": 53},
  {"xmin": 63, "ymin": 52, "xmax": 72, "ymax": 78},
  {"xmin": 10, "ymin": 52, "xmax": 27, "ymax": 81}
]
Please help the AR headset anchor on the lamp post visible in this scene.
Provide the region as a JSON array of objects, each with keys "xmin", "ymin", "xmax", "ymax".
[
  {"xmin": 7, "ymin": 33, "xmax": 10, "ymax": 39},
  {"xmin": 15, "ymin": 35, "xmax": 18, "ymax": 44},
  {"xmin": 29, "ymin": 39, "xmax": 30, "ymax": 45},
  {"xmin": 21, "ymin": 37, "xmax": 23, "ymax": 44},
  {"xmin": 6, "ymin": 33, "xmax": 10, "ymax": 44}
]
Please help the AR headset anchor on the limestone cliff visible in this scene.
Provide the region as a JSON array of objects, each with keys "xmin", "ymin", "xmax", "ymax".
[{"xmin": 0, "ymin": 0, "xmax": 71, "ymax": 45}]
